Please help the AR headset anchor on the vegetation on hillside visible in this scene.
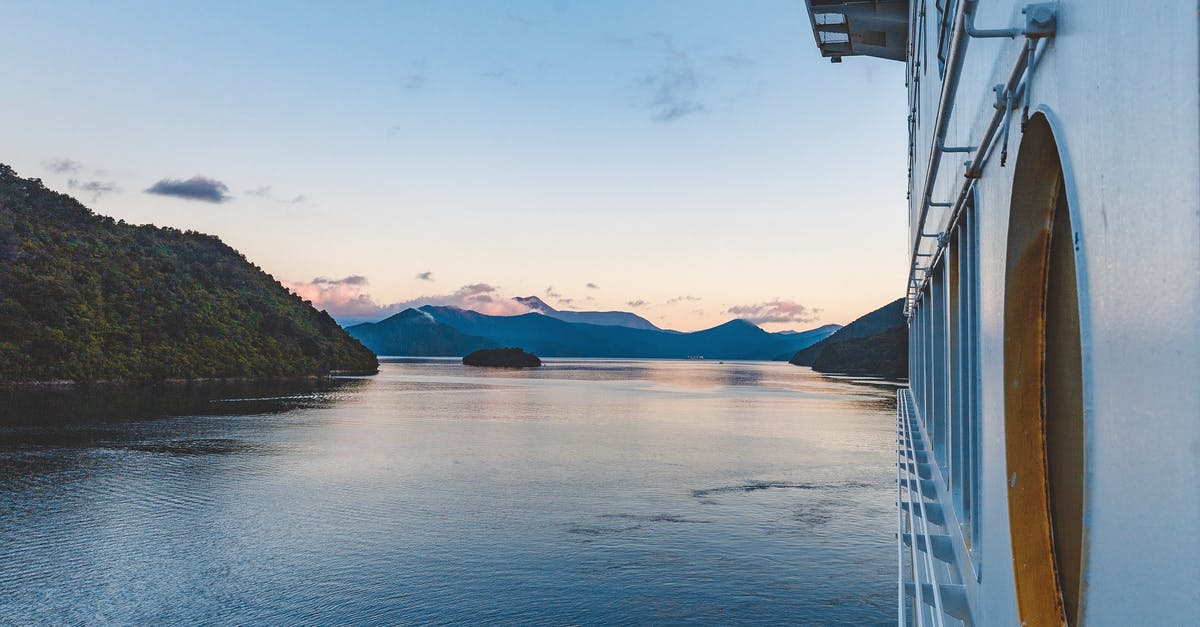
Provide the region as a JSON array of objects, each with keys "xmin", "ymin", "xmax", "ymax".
[
  {"xmin": 791, "ymin": 298, "xmax": 908, "ymax": 379},
  {"xmin": 0, "ymin": 164, "xmax": 377, "ymax": 382},
  {"xmin": 462, "ymin": 347, "xmax": 542, "ymax": 368}
]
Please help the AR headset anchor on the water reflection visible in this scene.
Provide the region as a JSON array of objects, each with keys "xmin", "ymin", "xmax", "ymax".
[{"xmin": 0, "ymin": 361, "xmax": 897, "ymax": 624}]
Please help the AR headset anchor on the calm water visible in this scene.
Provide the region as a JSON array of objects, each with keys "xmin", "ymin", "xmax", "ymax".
[{"xmin": 0, "ymin": 360, "xmax": 898, "ymax": 624}]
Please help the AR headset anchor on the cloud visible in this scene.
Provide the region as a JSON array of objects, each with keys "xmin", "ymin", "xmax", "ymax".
[
  {"xmin": 481, "ymin": 68, "xmax": 521, "ymax": 87},
  {"xmin": 626, "ymin": 299, "xmax": 648, "ymax": 308},
  {"xmin": 67, "ymin": 178, "xmax": 119, "ymax": 200},
  {"xmin": 586, "ymin": 282, "xmax": 599, "ymax": 289},
  {"xmin": 403, "ymin": 73, "xmax": 428, "ymax": 90},
  {"xmin": 282, "ymin": 275, "xmax": 401, "ymax": 322},
  {"xmin": 45, "ymin": 158, "xmax": 82, "ymax": 174},
  {"xmin": 282, "ymin": 278, "xmax": 536, "ymax": 324},
  {"xmin": 557, "ymin": 298, "xmax": 575, "ymax": 307},
  {"xmin": 393, "ymin": 283, "xmax": 532, "ymax": 316},
  {"xmin": 312, "ymin": 275, "xmax": 368, "ymax": 286},
  {"xmin": 545, "ymin": 285, "xmax": 562, "ymax": 299},
  {"xmin": 243, "ymin": 185, "xmax": 307, "ymax": 205},
  {"xmin": 667, "ymin": 295, "xmax": 701, "ymax": 304},
  {"xmin": 146, "ymin": 176, "xmax": 231, "ymax": 203},
  {"xmin": 416, "ymin": 271, "xmax": 434, "ymax": 281},
  {"xmin": 725, "ymin": 300, "xmax": 821, "ymax": 325},
  {"xmin": 634, "ymin": 34, "xmax": 705, "ymax": 123}
]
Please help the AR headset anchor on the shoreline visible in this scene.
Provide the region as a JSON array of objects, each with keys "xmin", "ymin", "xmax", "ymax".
[{"xmin": 0, "ymin": 370, "xmax": 379, "ymax": 391}]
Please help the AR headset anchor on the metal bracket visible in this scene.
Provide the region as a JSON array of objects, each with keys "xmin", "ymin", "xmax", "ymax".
[
  {"xmin": 967, "ymin": 2, "xmax": 1057, "ymax": 39},
  {"xmin": 1023, "ymin": 3, "xmax": 1057, "ymax": 38}
]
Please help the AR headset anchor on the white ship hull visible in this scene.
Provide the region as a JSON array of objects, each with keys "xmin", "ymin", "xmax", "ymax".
[{"xmin": 805, "ymin": 1, "xmax": 1200, "ymax": 624}]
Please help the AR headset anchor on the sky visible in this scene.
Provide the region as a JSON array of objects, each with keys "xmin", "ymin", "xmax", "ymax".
[{"xmin": 1, "ymin": 1, "xmax": 907, "ymax": 331}]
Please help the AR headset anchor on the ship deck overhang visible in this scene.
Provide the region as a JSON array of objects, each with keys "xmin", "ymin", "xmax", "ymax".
[{"xmin": 803, "ymin": 0, "xmax": 909, "ymax": 62}]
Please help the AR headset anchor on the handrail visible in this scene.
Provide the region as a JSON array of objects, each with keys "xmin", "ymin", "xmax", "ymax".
[
  {"xmin": 899, "ymin": 389, "xmax": 946, "ymax": 626},
  {"xmin": 906, "ymin": 2, "xmax": 1058, "ymax": 316}
]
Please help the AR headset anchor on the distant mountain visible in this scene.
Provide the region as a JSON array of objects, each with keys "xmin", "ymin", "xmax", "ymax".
[
  {"xmin": 0, "ymin": 164, "xmax": 378, "ymax": 382},
  {"xmin": 790, "ymin": 298, "xmax": 907, "ymax": 378},
  {"xmin": 513, "ymin": 296, "xmax": 661, "ymax": 331},
  {"xmin": 346, "ymin": 304, "xmax": 840, "ymax": 360},
  {"xmin": 345, "ymin": 309, "xmax": 497, "ymax": 356},
  {"xmin": 768, "ymin": 324, "xmax": 842, "ymax": 360}
]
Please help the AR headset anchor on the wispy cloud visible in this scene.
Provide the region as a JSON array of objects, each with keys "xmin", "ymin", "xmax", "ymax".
[
  {"xmin": 634, "ymin": 34, "xmax": 705, "ymax": 123},
  {"xmin": 403, "ymin": 73, "xmax": 428, "ymax": 90},
  {"xmin": 725, "ymin": 300, "xmax": 821, "ymax": 325},
  {"xmin": 313, "ymin": 275, "xmax": 368, "ymax": 286},
  {"xmin": 393, "ymin": 283, "xmax": 532, "ymax": 316},
  {"xmin": 68, "ymin": 178, "xmax": 119, "ymax": 201},
  {"xmin": 45, "ymin": 158, "xmax": 83, "ymax": 174},
  {"xmin": 626, "ymin": 299, "xmax": 649, "ymax": 308},
  {"xmin": 244, "ymin": 185, "xmax": 308, "ymax": 205},
  {"xmin": 285, "ymin": 277, "xmax": 595, "ymax": 323},
  {"xmin": 545, "ymin": 285, "xmax": 562, "ymax": 299},
  {"xmin": 283, "ymin": 275, "xmax": 399, "ymax": 322},
  {"xmin": 416, "ymin": 271, "xmax": 434, "ymax": 281},
  {"xmin": 146, "ymin": 176, "xmax": 231, "ymax": 203},
  {"xmin": 481, "ymin": 68, "xmax": 521, "ymax": 88},
  {"xmin": 667, "ymin": 295, "xmax": 701, "ymax": 304},
  {"xmin": 586, "ymin": 282, "xmax": 599, "ymax": 289}
]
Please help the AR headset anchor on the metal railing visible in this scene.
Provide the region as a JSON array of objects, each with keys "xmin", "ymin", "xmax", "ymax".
[{"xmin": 898, "ymin": 388, "xmax": 946, "ymax": 626}]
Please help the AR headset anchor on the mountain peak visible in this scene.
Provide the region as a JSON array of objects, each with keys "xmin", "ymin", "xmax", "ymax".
[{"xmin": 513, "ymin": 296, "xmax": 556, "ymax": 314}]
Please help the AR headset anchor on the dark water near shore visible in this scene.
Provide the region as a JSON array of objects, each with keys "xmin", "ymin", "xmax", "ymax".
[{"xmin": 0, "ymin": 360, "xmax": 898, "ymax": 624}]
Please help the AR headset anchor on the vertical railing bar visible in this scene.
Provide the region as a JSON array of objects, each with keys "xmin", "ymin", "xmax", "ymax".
[
  {"xmin": 897, "ymin": 389, "xmax": 906, "ymax": 627},
  {"xmin": 905, "ymin": 389, "xmax": 946, "ymax": 626},
  {"xmin": 900, "ymin": 391, "xmax": 927, "ymax": 627}
]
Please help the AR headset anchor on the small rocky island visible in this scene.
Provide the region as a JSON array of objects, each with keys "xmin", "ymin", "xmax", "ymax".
[{"xmin": 462, "ymin": 347, "xmax": 542, "ymax": 368}]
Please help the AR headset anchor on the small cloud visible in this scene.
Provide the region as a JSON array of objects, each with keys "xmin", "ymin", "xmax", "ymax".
[
  {"xmin": 724, "ymin": 300, "xmax": 821, "ymax": 325},
  {"xmin": 67, "ymin": 178, "xmax": 119, "ymax": 201},
  {"xmin": 416, "ymin": 271, "xmax": 434, "ymax": 281},
  {"xmin": 545, "ymin": 285, "xmax": 562, "ymax": 299},
  {"xmin": 667, "ymin": 295, "xmax": 701, "ymax": 304},
  {"xmin": 45, "ymin": 158, "xmax": 82, "ymax": 174},
  {"xmin": 626, "ymin": 299, "xmax": 648, "ymax": 308},
  {"xmin": 289, "ymin": 194, "xmax": 306, "ymax": 204},
  {"xmin": 557, "ymin": 298, "xmax": 575, "ymax": 307},
  {"xmin": 719, "ymin": 53, "xmax": 754, "ymax": 69},
  {"xmin": 146, "ymin": 176, "xmax": 231, "ymax": 203},
  {"xmin": 586, "ymin": 282, "xmax": 599, "ymax": 289},
  {"xmin": 481, "ymin": 68, "xmax": 521, "ymax": 87},
  {"xmin": 403, "ymin": 74, "xmax": 428, "ymax": 90},
  {"xmin": 634, "ymin": 34, "xmax": 705, "ymax": 123},
  {"xmin": 245, "ymin": 185, "xmax": 272, "ymax": 197},
  {"xmin": 312, "ymin": 275, "xmax": 369, "ymax": 286}
]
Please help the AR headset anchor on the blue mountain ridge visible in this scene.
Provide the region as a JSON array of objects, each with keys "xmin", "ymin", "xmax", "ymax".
[
  {"xmin": 513, "ymin": 296, "xmax": 662, "ymax": 331},
  {"xmin": 345, "ymin": 305, "xmax": 840, "ymax": 360}
]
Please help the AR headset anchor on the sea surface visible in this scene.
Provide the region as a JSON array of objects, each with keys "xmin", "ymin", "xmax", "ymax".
[{"xmin": 0, "ymin": 359, "xmax": 899, "ymax": 624}]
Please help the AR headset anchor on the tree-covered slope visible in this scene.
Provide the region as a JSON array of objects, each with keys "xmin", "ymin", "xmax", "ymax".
[
  {"xmin": 0, "ymin": 164, "xmax": 377, "ymax": 382},
  {"xmin": 790, "ymin": 298, "xmax": 907, "ymax": 378}
]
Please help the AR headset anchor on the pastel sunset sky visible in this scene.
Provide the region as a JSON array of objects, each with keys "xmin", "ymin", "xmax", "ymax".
[{"xmin": 1, "ymin": 1, "xmax": 906, "ymax": 331}]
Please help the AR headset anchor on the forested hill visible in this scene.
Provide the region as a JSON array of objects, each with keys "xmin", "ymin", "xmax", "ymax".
[{"xmin": 0, "ymin": 164, "xmax": 378, "ymax": 382}]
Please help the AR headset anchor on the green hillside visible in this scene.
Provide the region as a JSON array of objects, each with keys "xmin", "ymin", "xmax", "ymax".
[
  {"xmin": 0, "ymin": 164, "xmax": 377, "ymax": 382},
  {"xmin": 790, "ymin": 298, "xmax": 907, "ymax": 379}
]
